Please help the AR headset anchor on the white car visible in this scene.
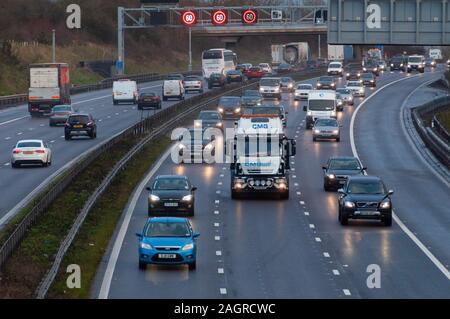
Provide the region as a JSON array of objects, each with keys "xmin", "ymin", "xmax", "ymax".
[
  {"xmin": 294, "ymin": 83, "xmax": 313, "ymax": 100},
  {"xmin": 259, "ymin": 63, "xmax": 272, "ymax": 74},
  {"xmin": 327, "ymin": 61, "xmax": 344, "ymax": 76},
  {"xmin": 183, "ymin": 75, "xmax": 204, "ymax": 93},
  {"xmin": 112, "ymin": 79, "xmax": 138, "ymax": 105},
  {"xmin": 346, "ymin": 80, "xmax": 365, "ymax": 97},
  {"xmin": 11, "ymin": 139, "xmax": 52, "ymax": 168},
  {"xmin": 162, "ymin": 80, "xmax": 185, "ymax": 101}
]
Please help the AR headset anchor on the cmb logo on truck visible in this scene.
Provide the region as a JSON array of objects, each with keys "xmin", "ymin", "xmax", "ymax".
[{"xmin": 366, "ymin": 4, "xmax": 381, "ymax": 29}]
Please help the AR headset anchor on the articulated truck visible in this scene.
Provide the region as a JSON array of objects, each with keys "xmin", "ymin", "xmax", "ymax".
[
  {"xmin": 28, "ymin": 63, "xmax": 71, "ymax": 117},
  {"xmin": 271, "ymin": 42, "xmax": 310, "ymax": 66},
  {"xmin": 228, "ymin": 115, "xmax": 296, "ymax": 200}
]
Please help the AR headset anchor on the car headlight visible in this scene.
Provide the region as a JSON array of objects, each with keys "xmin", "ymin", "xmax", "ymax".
[
  {"xmin": 314, "ymin": 129, "xmax": 320, "ymax": 134},
  {"xmin": 317, "ymin": 83, "xmax": 322, "ymax": 87},
  {"xmin": 391, "ymin": 64, "xmax": 394, "ymax": 67},
  {"xmin": 288, "ymin": 83, "xmax": 293, "ymax": 88},
  {"xmin": 182, "ymin": 243, "xmax": 194, "ymax": 251},
  {"xmin": 327, "ymin": 174, "xmax": 335, "ymax": 179},
  {"xmin": 359, "ymin": 88, "xmax": 364, "ymax": 92},
  {"xmin": 216, "ymin": 122, "xmax": 223, "ymax": 127},
  {"xmin": 373, "ymin": 68, "xmax": 377, "ymax": 71},
  {"xmin": 357, "ymin": 73, "xmax": 361, "ymax": 77},
  {"xmin": 346, "ymin": 73, "xmax": 350, "ymax": 77},
  {"xmin": 344, "ymin": 201, "xmax": 355, "ymax": 208},
  {"xmin": 307, "ymin": 111, "xmax": 312, "ymax": 116},
  {"xmin": 234, "ymin": 107, "xmax": 241, "ymax": 113},
  {"xmin": 370, "ymin": 80, "xmax": 374, "ymax": 82},
  {"xmin": 331, "ymin": 83, "xmax": 335, "ymax": 87},
  {"xmin": 149, "ymin": 194, "xmax": 160, "ymax": 202},
  {"xmin": 182, "ymin": 194, "xmax": 193, "ymax": 202},
  {"xmin": 400, "ymin": 63, "xmax": 404, "ymax": 67},
  {"xmin": 331, "ymin": 111, "xmax": 336, "ymax": 117},
  {"xmin": 363, "ymin": 68, "xmax": 367, "ymax": 71},
  {"xmin": 218, "ymin": 107, "xmax": 224, "ymax": 113},
  {"xmin": 194, "ymin": 121, "xmax": 201, "ymax": 127},
  {"xmin": 348, "ymin": 96, "xmax": 353, "ymax": 101},
  {"xmin": 332, "ymin": 129, "xmax": 339, "ymax": 134},
  {"xmin": 140, "ymin": 243, "xmax": 152, "ymax": 250},
  {"xmin": 178, "ymin": 143, "xmax": 186, "ymax": 149},
  {"xmin": 259, "ymin": 88, "xmax": 264, "ymax": 92},
  {"xmin": 380, "ymin": 200, "xmax": 391, "ymax": 209}
]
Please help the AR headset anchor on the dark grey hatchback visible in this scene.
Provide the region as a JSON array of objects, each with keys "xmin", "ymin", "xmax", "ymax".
[{"xmin": 147, "ymin": 175, "xmax": 197, "ymax": 216}]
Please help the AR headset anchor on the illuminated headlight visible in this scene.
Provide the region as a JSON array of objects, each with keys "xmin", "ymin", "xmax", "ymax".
[
  {"xmin": 218, "ymin": 107, "xmax": 224, "ymax": 113},
  {"xmin": 276, "ymin": 178, "xmax": 286, "ymax": 184},
  {"xmin": 307, "ymin": 111, "xmax": 312, "ymax": 116},
  {"xmin": 407, "ymin": 64, "xmax": 411, "ymax": 67},
  {"xmin": 182, "ymin": 194, "xmax": 193, "ymax": 202},
  {"xmin": 288, "ymin": 83, "xmax": 293, "ymax": 88},
  {"xmin": 278, "ymin": 182, "xmax": 287, "ymax": 189},
  {"xmin": 332, "ymin": 129, "xmax": 339, "ymax": 134},
  {"xmin": 317, "ymin": 83, "xmax": 322, "ymax": 87},
  {"xmin": 140, "ymin": 243, "xmax": 152, "ymax": 250},
  {"xmin": 357, "ymin": 73, "xmax": 361, "ymax": 77},
  {"xmin": 346, "ymin": 73, "xmax": 350, "ymax": 77},
  {"xmin": 338, "ymin": 100, "xmax": 343, "ymax": 105},
  {"xmin": 344, "ymin": 201, "xmax": 355, "ymax": 208},
  {"xmin": 400, "ymin": 63, "xmax": 404, "ymax": 67},
  {"xmin": 373, "ymin": 68, "xmax": 377, "ymax": 71},
  {"xmin": 182, "ymin": 243, "xmax": 194, "ymax": 251},
  {"xmin": 380, "ymin": 200, "xmax": 391, "ymax": 209},
  {"xmin": 194, "ymin": 121, "xmax": 201, "ymax": 127},
  {"xmin": 216, "ymin": 122, "xmax": 223, "ymax": 127},
  {"xmin": 391, "ymin": 64, "xmax": 394, "ymax": 67},
  {"xmin": 150, "ymin": 194, "xmax": 160, "ymax": 202},
  {"xmin": 259, "ymin": 88, "xmax": 264, "ymax": 92},
  {"xmin": 370, "ymin": 80, "xmax": 374, "ymax": 82},
  {"xmin": 331, "ymin": 83, "xmax": 335, "ymax": 87},
  {"xmin": 432, "ymin": 62, "xmax": 436, "ymax": 65},
  {"xmin": 363, "ymin": 67, "xmax": 367, "ymax": 71},
  {"xmin": 266, "ymin": 180, "xmax": 273, "ymax": 187},
  {"xmin": 234, "ymin": 107, "xmax": 241, "ymax": 113},
  {"xmin": 274, "ymin": 87, "xmax": 280, "ymax": 92},
  {"xmin": 348, "ymin": 96, "xmax": 353, "ymax": 101},
  {"xmin": 359, "ymin": 88, "xmax": 364, "ymax": 93},
  {"xmin": 327, "ymin": 174, "xmax": 335, "ymax": 179},
  {"xmin": 249, "ymin": 180, "xmax": 255, "ymax": 186},
  {"xmin": 314, "ymin": 129, "xmax": 321, "ymax": 134},
  {"xmin": 178, "ymin": 143, "xmax": 186, "ymax": 149},
  {"xmin": 331, "ymin": 111, "xmax": 336, "ymax": 117}
]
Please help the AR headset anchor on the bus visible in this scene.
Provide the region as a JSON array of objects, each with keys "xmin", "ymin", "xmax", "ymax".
[{"xmin": 202, "ymin": 48, "xmax": 237, "ymax": 79}]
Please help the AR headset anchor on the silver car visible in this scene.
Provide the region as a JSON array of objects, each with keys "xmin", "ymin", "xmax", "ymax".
[
  {"xmin": 49, "ymin": 104, "xmax": 76, "ymax": 126},
  {"xmin": 335, "ymin": 88, "xmax": 354, "ymax": 105},
  {"xmin": 312, "ymin": 118, "xmax": 341, "ymax": 142},
  {"xmin": 11, "ymin": 139, "xmax": 52, "ymax": 168}
]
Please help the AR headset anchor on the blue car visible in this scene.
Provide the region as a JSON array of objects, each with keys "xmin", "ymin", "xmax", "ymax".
[{"xmin": 136, "ymin": 217, "xmax": 200, "ymax": 270}]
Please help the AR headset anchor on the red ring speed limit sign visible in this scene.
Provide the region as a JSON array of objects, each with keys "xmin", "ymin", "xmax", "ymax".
[
  {"xmin": 212, "ymin": 10, "xmax": 228, "ymax": 25},
  {"xmin": 242, "ymin": 9, "xmax": 257, "ymax": 24},
  {"xmin": 182, "ymin": 10, "xmax": 197, "ymax": 26}
]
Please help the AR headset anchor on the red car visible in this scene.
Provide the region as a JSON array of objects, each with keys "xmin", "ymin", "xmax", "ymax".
[{"xmin": 246, "ymin": 66, "xmax": 265, "ymax": 79}]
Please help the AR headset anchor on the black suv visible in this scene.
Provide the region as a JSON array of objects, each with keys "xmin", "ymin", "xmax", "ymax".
[
  {"xmin": 322, "ymin": 156, "xmax": 366, "ymax": 191},
  {"xmin": 338, "ymin": 176, "xmax": 394, "ymax": 226},
  {"xmin": 208, "ymin": 73, "xmax": 226, "ymax": 89},
  {"xmin": 316, "ymin": 76, "xmax": 336, "ymax": 90},
  {"xmin": 65, "ymin": 113, "xmax": 97, "ymax": 140},
  {"xmin": 361, "ymin": 73, "xmax": 376, "ymax": 87},
  {"xmin": 363, "ymin": 61, "xmax": 380, "ymax": 76},
  {"xmin": 389, "ymin": 56, "xmax": 408, "ymax": 72},
  {"xmin": 345, "ymin": 69, "xmax": 361, "ymax": 81}
]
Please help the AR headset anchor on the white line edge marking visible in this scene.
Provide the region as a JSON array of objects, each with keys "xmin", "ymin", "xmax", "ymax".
[
  {"xmin": 98, "ymin": 148, "xmax": 172, "ymax": 299},
  {"xmin": 343, "ymin": 289, "xmax": 351, "ymax": 296},
  {"xmin": 349, "ymin": 73, "xmax": 450, "ymax": 281}
]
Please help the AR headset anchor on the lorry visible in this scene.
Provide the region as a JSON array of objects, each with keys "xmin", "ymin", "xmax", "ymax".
[
  {"xmin": 328, "ymin": 45, "xmax": 344, "ymax": 61},
  {"xmin": 28, "ymin": 63, "xmax": 71, "ymax": 117},
  {"xmin": 429, "ymin": 48, "xmax": 442, "ymax": 60},
  {"xmin": 271, "ymin": 42, "xmax": 310, "ymax": 66},
  {"xmin": 228, "ymin": 115, "xmax": 296, "ymax": 200}
]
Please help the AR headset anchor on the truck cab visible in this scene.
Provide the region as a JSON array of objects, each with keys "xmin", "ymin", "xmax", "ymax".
[
  {"xmin": 304, "ymin": 90, "xmax": 337, "ymax": 129},
  {"xmin": 228, "ymin": 115, "xmax": 296, "ymax": 200}
]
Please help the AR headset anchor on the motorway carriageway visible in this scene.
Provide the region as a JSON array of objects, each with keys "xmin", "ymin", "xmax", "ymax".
[
  {"xmin": 0, "ymin": 79, "xmax": 213, "ymax": 226},
  {"xmin": 96, "ymin": 67, "xmax": 450, "ymax": 298}
]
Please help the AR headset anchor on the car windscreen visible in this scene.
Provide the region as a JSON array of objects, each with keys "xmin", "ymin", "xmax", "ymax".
[
  {"xmin": 243, "ymin": 90, "xmax": 260, "ymax": 96},
  {"xmin": 203, "ymin": 51, "xmax": 222, "ymax": 59},
  {"xmin": 140, "ymin": 93, "xmax": 156, "ymax": 97},
  {"xmin": 249, "ymin": 67, "xmax": 261, "ymax": 72},
  {"xmin": 260, "ymin": 79, "xmax": 280, "ymax": 86},
  {"xmin": 308, "ymin": 99, "xmax": 335, "ymax": 111},
  {"xmin": 145, "ymin": 222, "xmax": 190, "ymax": 237},
  {"xmin": 408, "ymin": 57, "xmax": 423, "ymax": 63},
  {"xmin": 315, "ymin": 119, "xmax": 337, "ymax": 127},
  {"xmin": 330, "ymin": 159, "xmax": 361, "ymax": 170},
  {"xmin": 17, "ymin": 142, "xmax": 42, "ymax": 148},
  {"xmin": 185, "ymin": 76, "xmax": 201, "ymax": 81},
  {"xmin": 227, "ymin": 70, "xmax": 241, "ymax": 75},
  {"xmin": 347, "ymin": 181, "xmax": 385, "ymax": 194},
  {"xmin": 153, "ymin": 178, "xmax": 189, "ymax": 190},
  {"xmin": 281, "ymin": 77, "xmax": 292, "ymax": 82},
  {"xmin": 319, "ymin": 77, "xmax": 333, "ymax": 82},
  {"xmin": 347, "ymin": 82, "xmax": 362, "ymax": 87},
  {"xmin": 69, "ymin": 115, "xmax": 90, "ymax": 124},
  {"xmin": 362, "ymin": 74, "xmax": 373, "ymax": 79},
  {"xmin": 298, "ymin": 84, "xmax": 312, "ymax": 90},
  {"xmin": 219, "ymin": 97, "xmax": 240, "ymax": 106},
  {"xmin": 199, "ymin": 112, "xmax": 220, "ymax": 120},
  {"xmin": 53, "ymin": 105, "xmax": 71, "ymax": 112},
  {"xmin": 329, "ymin": 63, "xmax": 341, "ymax": 68},
  {"xmin": 245, "ymin": 107, "xmax": 280, "ymax": 115},
  {"xmin": 336, "ymin": 89, "xmax": 351, "ymax": 94}
]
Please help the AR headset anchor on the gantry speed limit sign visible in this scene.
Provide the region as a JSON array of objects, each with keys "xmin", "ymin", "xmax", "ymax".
[
  {"xmin": 182, "ymin": 10, "xmax": 197, "ymax": 26},
  {"xmin": 242, "ymin": 9, "xmax": 257, "ymax": 24},
  {"xmin": 211, "ymin": 10, "xmax": 228, "ymax": 25}
]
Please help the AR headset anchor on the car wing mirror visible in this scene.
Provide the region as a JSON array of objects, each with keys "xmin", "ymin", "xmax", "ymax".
[
  {"xmin": 322, "ymin": 166, "xmax": 327, "ymax": 170},
  {"xmin": 193, "ymin": 233, "xmax": 200, "ymax": 238},
  {"xmin": 388, "ymin": 190, "xmax": 394, "ymax": 196},
  {"xmin": 135, "ymin": 232, "xmax": 143, "ymax": 239},
  {"xmin": 191, "ymin": 186, "xmax": 197, "ymax": 192},
  {"xmin": 146, "ymin": 186, "xmax": 152, "ymax": 191}
]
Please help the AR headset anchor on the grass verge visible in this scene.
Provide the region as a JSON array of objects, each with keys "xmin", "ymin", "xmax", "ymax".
[
  {"xmin": 436, "ymin": 109, "xmax": 450, "ymax": 132},
  {"xmin": 0, "ymin": 137, "xmax": 137, "ymax": 298}
]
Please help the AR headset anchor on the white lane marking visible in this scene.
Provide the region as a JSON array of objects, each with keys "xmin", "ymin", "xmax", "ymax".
[
  {"xmin": 216, "ymin": 250, "xmax": 222, "ymax": 256},
  {"xmin": 217, "ymin": 182, "xmax": 222, "ymax": 186},
  {"xmin": 50, "ymin": 140, "xmax": 55, "ymax": 143},
  {"xmin": 300, "ymin": 201, "xmax": 305, "ymax": 205},
  {"xmin": 215, "ymin": 236, "xmax": 221, "ymax": 241},
  {"xmin": 323, "ymin": 252, "xmax": 330, "ymax": 258},
  {"xmin": 218, "ymin": 268, "xmax": 224, "ymax": 274},
  {"xmin": 304, "ymin": 211, "xmax": 310, "ymax": 216},
  {"xmin": 216, "ymin": 190, "xmax": 221, "ymax": 194},
  {"xmin": 98, "ymin": 148, "xmax": 172, "ymax": 299},
  {"xmin": 293, "ymin": 175, "xmax": 297, "ymax": 178},
  {"xmin": 214, "ymin": 210, "xmax": 219, "ymax": 215},
  {"xmin": 333, "ymin": 269, "xmax": 340, "ymax": 275},
  {"xmin": 219, "ymin": 174, "xmax": 224, "ymax": 178},
  {"xmin": 309, "ymin": 224, "xmax": 315, "ymax": 229},
  {"xmin": 17, "ymin": 132, "xmax": 22, "ymax": 135},
  {"xmin": 215, "ymin": 200, "xmax": 220, "ymax": 204},
  {"xmin": 294, "ymin": 183, "xmax": 299, "ymax": 187},
  {"xmin": 315, "ymin": 237, "xmax": 322, "ymax": 242},
  {"xmin": 5, "ymin": 137, "xmax": 11, "ymax": 140},
  {"xmin": 0, "ymin": 116, "xmax": 28, "ymax": 126},
  {"xmin": 214, "ymin": 223, "xmax": 220, "ymax": 227},
  {"xmin": 343, "ymin": 289, "xmax": 351, "ymax": 296},
  {"xmin": 4, "ymin": 163, "xmax": 10, "ymax": 166},
  {"xmin": 40, "ymin": 124, "xmax": 44, "ymax": 127},
  {"xmin": 350, "ymin": 73, "xmax": 450, "ymax": 281},
  {"xmin": 220, "ymin": 288, "xmax": 227, "ymax": 295}
]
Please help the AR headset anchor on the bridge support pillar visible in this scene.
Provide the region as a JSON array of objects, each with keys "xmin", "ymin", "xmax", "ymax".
[{"xmin": 353, "ymin": 45, "xmax": 363, "ymax": 61}]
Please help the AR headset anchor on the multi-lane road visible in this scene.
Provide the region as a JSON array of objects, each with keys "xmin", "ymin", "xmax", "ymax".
[
  {"xmin": 95, "ymin": 67, "xmax": 450, "ymax": 298},
  {"xmin": 0, "ymin": 80, "xmax": 215, "ymax": 226}
]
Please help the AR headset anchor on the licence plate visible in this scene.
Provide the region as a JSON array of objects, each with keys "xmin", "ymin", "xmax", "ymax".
[
  {"xmin": 158, "ymin": 254, "xmax": 176, "ymax": 259},
  {"xmin": 74, "ymin": 124, "xmax": 83, "ymax": 128},
  {"xmin": 24, "ymin": 151, "xmax": 34, "ymax": 155},
  {"xmin": 164, "ymin": 202, "xmax": 178, "ymax": 207},
  {"xmin": 356, "ymin": 211, "xmax": 379, "ymax": 216}
]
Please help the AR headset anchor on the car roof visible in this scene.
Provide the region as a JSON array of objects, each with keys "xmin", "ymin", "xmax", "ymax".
[
  {"xmin": 347, "ymin": 175, "xmax": 382, "ymax": 182},
  {"xmin": 148, "ymin": 217, "xmax": 188, "ymax": 223},
  {"xmin": 155, "ymin": 175, "xmax": 188, "ymax": 180}
]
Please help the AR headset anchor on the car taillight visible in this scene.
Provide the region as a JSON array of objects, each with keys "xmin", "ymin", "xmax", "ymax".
[
  {"xmin": 87, "ymin": 121, "xmax": 93, "ymax": 127},
  {"xmin": 36, "ymin": 150, "xmax": 45, "ymax": 153},
  {"xmin": 65, "ymin": 122, "xmax": 71, "ymax": 127},
  {"xmin": 13, "ymin": 149, "xmax": 21, "ymax": 154}
]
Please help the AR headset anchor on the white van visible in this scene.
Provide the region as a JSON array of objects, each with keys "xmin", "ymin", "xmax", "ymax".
[
  {"xmin": 162, "ymin": 80, "xmax": 185, "ymax": 101},
  {"xmin": 112, "ymin": 79, "xmax": 138, "ymax": 105},
  {"xmin": 305, "ymin": 90, "xmax": 337, "ymax": 129}
]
